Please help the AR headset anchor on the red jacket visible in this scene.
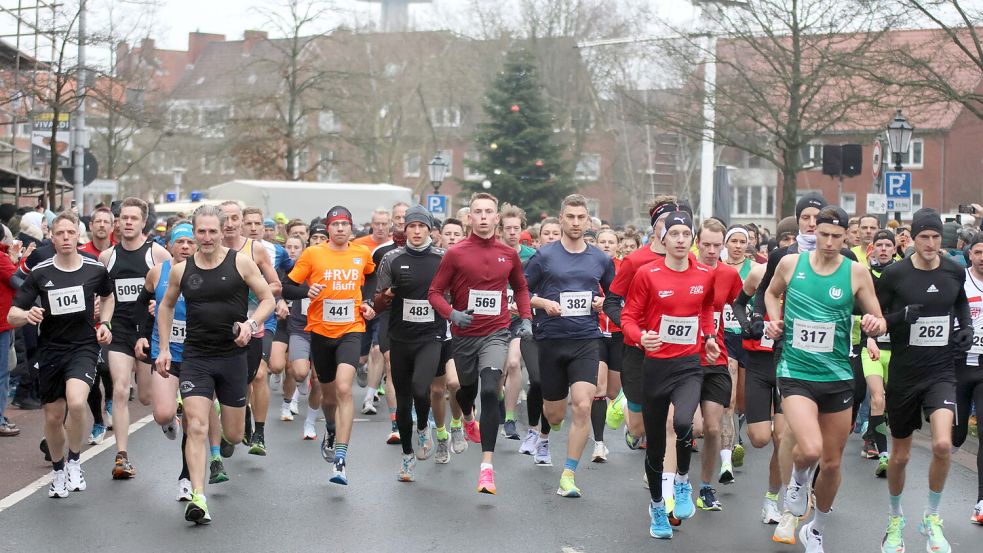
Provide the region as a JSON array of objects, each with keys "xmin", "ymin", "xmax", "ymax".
[{"xmin": 0, "ymin": 244, "xmax": 18, "ymax": 333}]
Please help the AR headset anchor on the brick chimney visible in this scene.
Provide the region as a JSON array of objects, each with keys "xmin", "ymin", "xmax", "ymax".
[
  {"xmin": 242, "ymin": 30, "xmax": 268, "ymax": 56},
  {"xmin": 114, "ymin": 40, "xmax": 130, "ymax": 77},
  {"xmin": 139, "ymin": 37, "xmax": 155, "ymax": 65},
  {"xmin": 188, "ymin": 32, "xmax": 225, "ymax": 64}
]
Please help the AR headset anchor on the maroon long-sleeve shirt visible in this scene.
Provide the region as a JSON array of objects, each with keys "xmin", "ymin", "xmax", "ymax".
[{"xmin": 428, "ymin": 233, "xmax": 532, "ymax": 337}]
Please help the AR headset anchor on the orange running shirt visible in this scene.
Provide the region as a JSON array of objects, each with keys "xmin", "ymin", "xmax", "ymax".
[
  {"xmin": 352, "ymin": 234, "xmax": 387, "ymax": 251},
  {"xmin": 287, "ymin": 243, "xmax": 375, "ymax": 338}
]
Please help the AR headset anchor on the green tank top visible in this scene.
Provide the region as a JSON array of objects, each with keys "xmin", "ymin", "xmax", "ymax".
[
  {"xmin": 777, "ymin": 252, "xmax": 855, "ymax": 382},
  {"xmin": 723, "ymin": 259, "xmax": 754, "ymax": 336},
  {"xmin": 738, "ymin": 258, "xmax": 752, "ymax": 280}
]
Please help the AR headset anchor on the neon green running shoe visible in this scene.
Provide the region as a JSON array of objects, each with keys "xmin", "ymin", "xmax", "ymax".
[
  {"xmin": 881, "ymin": 515, "xmax": 904, "ymax": 553},
  {"xmin": 732, "ymin": 444, "xmax": 745, "ymax": 468},
  {"xmin": 918, "ymin": 512, "xmax": 950, "ymax": 553},
  {"xmin": 184, "ymin": 492, "xmax": 211, "ymax": 525},
  {"xmin": 606, "ymin": 394, "xmax": 625, "ymax": 429},
  {"xmin": 556, "ymin": 474, "xmax": 582, "ymax": 498},
  {"xmin": 875, "ymin": 453, "xmax": 889, "ymax": 478}
]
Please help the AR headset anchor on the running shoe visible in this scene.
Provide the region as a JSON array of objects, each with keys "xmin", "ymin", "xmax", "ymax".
[
  {"xmin": 243, "ymin": 405, "xmax": 253, "ymax": 446},
  {"xmin": 690, "ymin": 437, "xmax": 699, "ymax": 453},
  {"xmin": 881, "ymin": 515, "xmax": 905, "ymax": 553},
  {"xmin": 66, "ymin": 459, "xmax": 86, "ymax": 492},
  {"xmin": 463, "ymin": 419, "xmax": 481, "ymax": 444},
  {"xmin": 105, "ymin": 400, "xmax": 113, "ymax": 430},
  {"xmin": 556, "ymin": 474, "xmax": 581, "ymax": 498},
  {"xmin": 862, "ymin": 438, "xmax": 879, "ymax": 459},
  {"xmin": 518, "ymin": 428, "xmax": 538, "ymax": 455},
  {"xmin": 112, "ymin": 454, "xmax": 136, "ymax": 480},
  {"xmin": 269, "ymin": 372, "xmax": 282, "ymax": 391},
  {"xmin": 732, "ymin": 443, "xmax": 745, "ymax": 468},
  {"xmin": 772, "ymin": 511, "xmax": 799, "ymax": 544},
  {"xmin": 184, "ymin": 492, "xmax": 211, "ymax": 525},
  {"xmin": 666, "ymin": 496, "xmax": 682, "ymax": 527},
  {"xmin": 798, "ymin": 521, "xmax": 824, "ymax": 553},
  {"xmin": 416, "ymin": 427, "xmax": 434, "ymax": 460},
  {"xmin": 606, "ymin": 394, "xmax": 625, "ymax": 429},
  {"xmin": 649, "ymin": 501, "xmax": 673, "ymax": 539},
  {"xmin": 875, "ymin": 453, "xmax": 889, "ymax": 478},
  {"xmin": 397, "ymin": 454, "xmax": 416, "ymax": 482},
  {"xmin": 762, "ymin": 493, "xmax": 781, "ymax": 524},
  {"xmin": 320, "ymin": 430, "xmax": 336, "ymax": 463},
  {"xmin": 534, "ymin": 439, "xmax": 552, "ymax": 466},
  {"xmin": 624, "ymin": 427, "xmax": 643, "ymax": 450},
  {"xmin": 161, "ymin": 417, "xmax": 179, "ymax": 440},
  {"xmin": 361, "ymin": 399, "xmax": 377, "ymax": 415},
  {"xmin": 386, "ymin": 430, "xmax": 401, "ymax": 444},
  {"xmin": 673, "ymin": 481, "xmax": 695, "ymax": 519},
  {"xmin": 330, "ymin": 459, "xmax": 348, "ymax": 485},
  {"xmin": 973, "ymin": 500, "xmax": 983, "ymax": 525},
  {"xmin": 502, "ymin": 420, "xmax": 519, "ymax": 440},
  {"xmin": 280, "ymin": 403, "xmax": 294, "ymax": 421},
  {"xmin": 450, "ymin": 425, "xmax": 468, "ymax": 454},
  {"xmin": 248, "ymin": 431, "xmax": 267, "ymax": 456},
  {"xmin": 289, "ymin": 398, "xmax": 300, "ymax": 415},
  {"xmin": 40, "ymin": 437, "xmax": 51, "ymax": 462},
  {"xmin": 697, "ymin": 486, "xmax": 721, "ymax": 511},
  {"xmin": 302, "ymin": 420, "xmax": 317, "ymax": 440},
  {"xmin": 591, "ymin": 441, "xmax": 609, "ymax": 463},
  {"xmin": 49, "ymin": 469, "xmax": 68, "ymax": 498},
  {"xmin": 356, "ymin": 363, "xmax": 368, "ymax": 388},
  {"xmin": 88, "ymin": 423, "xmax": 106, "ymax": 445},
  {"xmin": 434, "ymin": 437, "xmax": 450, "ymax": 464},
  {"xmin": 477, "ymin": 467, "xmax": 496, "ymax": 494},
  {"xmin": 918, "ymin": 512, "xmax": 951, "ymax": 553},
  {"xmin": 220, "ymin": 435, "xmax": 235, "ymax": 458},
  {"xmin": 784, "ymin": 481, "xmax": 809, "ymax": 517},
  {"xmin": 719, "ymin": 463, "xmax": 735, "ymax": 485},
  {"xmin": 176, "ymin": 478, "xmax": 193, "ymax": 502},
  {"xmin": 208, "ymin": 458, "xmax": 229, "ymax": 484}
]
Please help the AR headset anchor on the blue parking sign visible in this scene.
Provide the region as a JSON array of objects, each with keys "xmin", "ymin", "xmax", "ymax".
[
  {"xmin": 884, "ymin": 172, "xmax": 911, "ymax": 199},
  {"xmin": 426, "ymin": 194, "xmax": 448, "ymax": 217}
]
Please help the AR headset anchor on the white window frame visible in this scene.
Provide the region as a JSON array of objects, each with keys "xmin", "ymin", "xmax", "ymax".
[
  {"xmin": 318, "ymin": 110, "xmax": 340, "ymax": 134},
  {"xmin": 404, "ymin": 150, "xmax": 421, "ymax": 178},
  {"xmin": 800, "ymin": 142, "xmax": 823, "ymax": 169},
  {"xmin": 904, "ymin": 138, "xmax": 924, "ymax": 168},
  {"xmin": 430, "ymin": 107, "xmax": 461, "ymax": 128},
  {"xmin": 575, "ymin": 153, "xmax": 601, "ymax": 181},
  {"xmin": 463, "ymin": 150, "xmax": 484, "ymax": 181},
  {"xmin": 840, "ymin": 193, "xmax": 857, "ymax": 215},
  {"xmin": 732, "ymin": 184, "xmax": 777, "ymax": 217}
]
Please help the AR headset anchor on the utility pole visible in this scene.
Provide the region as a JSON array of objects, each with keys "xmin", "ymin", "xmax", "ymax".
[{"xmin": 74, "ymin": 0, "xmax": 87, "ymax": 214}]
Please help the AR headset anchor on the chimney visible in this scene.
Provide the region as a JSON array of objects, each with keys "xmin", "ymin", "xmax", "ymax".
[
  {"xmin": 188, "ymin": 32, "xmax": 226, "ymax": 64},
  {"xmin": 242, "ymin": 30, "xmax": 268, "ymax": 56},
  {"xmin": 114, "ymin": 40, "xmax": 130, "ymax": 77}
]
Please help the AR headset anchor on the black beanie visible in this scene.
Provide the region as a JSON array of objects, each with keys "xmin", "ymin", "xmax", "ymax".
[
  {"xmin": 795, "ymin": 192, "xmax": 827, "ymax": 219},
  {"xmin": 911, "ymin": 211, "xmax": 943, "ymax": 238}
]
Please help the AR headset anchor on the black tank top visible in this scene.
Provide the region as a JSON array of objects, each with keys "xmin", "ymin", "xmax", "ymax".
[
  {"xmin": 107, "ymin": 241, "xmax": 155, "ymax": 330},
  {"xmin": 182, "ymin": 249, "xmax": 249, "ymax": 358}
]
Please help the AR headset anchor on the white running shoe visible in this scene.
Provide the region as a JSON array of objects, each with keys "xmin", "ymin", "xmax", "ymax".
[
  {"xmin": 302, "ymin": 419, "xmax": 317, "ymax": 440},
  {"xmin": 66, "ymin": 459, "xmax": 86, "ymax": 492},
  {"xmin": 784, "ymin": 481, "xmax": 809, "ymax": 517},
  {"xmin": 772, "ymin": 511, "xmax": 799, "ymax": 544},
  {"xmin": 361, "ymin": 399, "xmax": 378, "ymax": 415},
  {"xmin": 49, "ymin": 470, "xmax": 68, "ymax": 498},
  {"xmin": 761, "ymin": 496, "xmax": 782, "ymax": 524},
  {"xmin": 161, "ymin": 417, "xmax": 179, "ymax": 440},
  {"xmin": 798, "ymin": 521, "xmax": 824, "ymax": 553},
  {"xmin": 591, "ymin": 441, "xmax": 609, "ymax": 463},
  {"xmin": 280, "ymin": 404, "xmax": 294, "ymax": 421},
  {"xmin": 176, "ymin": 478, "xmax": 193, "ymax": 501},
  {"xmin": 289, "ymin": 398, "xmax": 300, "ymax": 415}
]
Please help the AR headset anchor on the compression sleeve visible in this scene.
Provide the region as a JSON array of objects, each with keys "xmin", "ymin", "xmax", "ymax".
[{"xmin": 281, "ymin": 277, "xmax": 310, "ymax": 301}]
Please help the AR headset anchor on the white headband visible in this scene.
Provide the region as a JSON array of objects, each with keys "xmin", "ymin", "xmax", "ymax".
[{"xmin": 725, "ymin": 227, "xmax": 750, "ymax": 243}]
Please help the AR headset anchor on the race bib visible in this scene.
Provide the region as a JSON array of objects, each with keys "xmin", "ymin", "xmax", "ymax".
[
  {"xmin": 910, "ymin": 316, "xmax": 949, "ymax": 347},
  {"xmin": 48, "ymin": 286, "xmax": 85, "ymax": 316},
  {"xmin": 322, "ymin": 299, "xmax": 355, "ymax": 323},
  {"xmin": 876, "ymin": 332, "xmax": 891, "ymax": 344},
  {"xmin": 560, "ymin": 291, "xmax": 592, "ymax": 317},
  {"xmin": 760, "ymin": 334, "xmax": 775, "ymax": 348},
  {"xmin": 658, "ymin": 315, "xmax": 698, "ymax": 345},
  {"xmin": 791, "ymin": 320, "xmax": 836, "ymax": 353},
  {"xmin": 722, "ymin": 305, "xmax": 741, "ymax": 331},
  {"xmin": 713, "ymin": 312, "xmax": 721, "ymax": 334},
  {"xmin": 969, "ymin": 328, "xmax": 983, "ymax": 355},
  {"xmin": 507, "ymin": 289, "xmax": 515, "ymax": 306},
  {"xmin": 468, "ymin": 290, "xmax": 501, "ymax": 316},
  {"xmin": 170, "ymin": 319, "xmax": 187, "ymax": 344},
  {"xmin": 301, "ymin": 298, "xmax": 310, "ymax": 316},
  {"xmin": 115, "ymin": 278, "xmax": 144, "ymax": 303},
  {"xmin": 402, "ymin": 299, "xmax": 434, "ymax": 323}
]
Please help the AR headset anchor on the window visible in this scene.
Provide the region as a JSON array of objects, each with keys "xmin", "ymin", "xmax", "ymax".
[
  {"xmin": 318, "ymin": 110, "xmax": 340, "ymax": 134},
  {"xmin": 464, "ymin": 151, "xmax": 484, "ymax": 181},
  {"xmin": 746, "ymin": 152, "xmax": 762, "ymax": 169},
  {"xmin": 575, "ymin": 153, "xmax": 601, "ymax": 181},
  {"xmin": 732, "ymin": 185, "xmax": 776, "ymax": 216},
  {"xmin": 318, "ymin": 150, "xmax": 340, "ymax": 182},
  {"xmin": 201, "ymin": 106, "xmax": 228, "ymax": 137},
  {"xmin": 438, "ymin": 149, "xmax": 454, "ymax": 178},
  {"xmin": 404, "ymin": 151, "xmax": 421, "ymax": 178},
  {"xmin": 586, "ymin": 198, "xmax": 601, "ymax": 218},
  {"xmin": 430, "ymin": 107, "xmax": 461, "ymax": 128},
  {"xmin": 799, "ymin": 143, "xmax": 823, "ymax": 169},
  {"xmin": 150, "ymin": 151, "xmax": 167, "ymax": 174},
  {"xmin": 169, "ymin": 105, "xmax": 198, "ymax": 131},
  {"xmin": 200, "ymin": 154, "xmax": 218, "ymax": 175},
  {"xmin": 904, "ymin": 138, "xmax": 924, "ymax": 168},
  {"xmin": 220, "ymin": 157, "xmax": 236, "ymax": 175},
  {"xmin": 840, "ymin": 193, "xmax": 857, "ymax": 215},
  {"xmin": 125, "ymin": 88, "xmax": 145, "ymax": 109}
]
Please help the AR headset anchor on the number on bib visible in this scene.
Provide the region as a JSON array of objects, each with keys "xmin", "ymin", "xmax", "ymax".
[
  {"xmin": 115, "ymin": 278, "xmax": 144, "ymax": 303},
  {"xmin": 722, "ymin": 305, "xmax": 741, "ymax": 331},
  {"xmin": 791, "ymin": 319, "xmax": 836, "ymax": 353},
  {"xmin": 909, "ymin": 316, "xmax": 949, "ymax": 347},
  {"xmin": 170, "ymin": 320, "xmax": 187, "ymax": 344},
  {"xmin": 468, "ymin": 290, "xmax": 501, "ymax": 316},
  {"xmin": 322, "ymin": 299, "xmax": 355, "ymax": 323},
  {"xmin": 48, "ymin": 286, "xmax": 86, "ymax": 316},
  {"xmin": 969, "ymin": 328, "xmax": 983, "ymax": 355},
  {"xmin": 559, "ymin": 291, "xmax": 592, "ymax": 317},
  {"xmin": 301, "ymin": 298, "xmax": 310, "ymax": 316},
  {"xmin": 402, "ymin": 299, "xmax": 434, "ymax": 323},
  {"xmin": 658, "ymin": 315, "xmax": 698, "ymax": 345}
]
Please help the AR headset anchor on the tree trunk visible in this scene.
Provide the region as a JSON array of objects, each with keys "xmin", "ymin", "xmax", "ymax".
[{"xmin": 47, "ymin": 106, "xmax": 62, "ymax": 211}]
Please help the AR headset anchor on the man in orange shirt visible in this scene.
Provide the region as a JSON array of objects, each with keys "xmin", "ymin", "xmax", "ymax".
[
  {"xmin": 284, "ymin": 205, "xmax": 376, "ymax": 486},
  {"xmin": 352, "ymin": 207, "xmax": 391, "ymax": 251}
]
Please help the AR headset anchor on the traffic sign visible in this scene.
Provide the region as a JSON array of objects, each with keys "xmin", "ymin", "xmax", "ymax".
[
  {"xmin": 871, "ymin": 141, "xmax": 881, "ymax": 180},
  {"xmin": 866, "ymin": 193, "xmax": 887, "ymax": 215},
  {"xmin": 885, "ymin": 171, "xmax": 911, "ymax": 199},
  {"xmin": 426, "ymin": 194, "xmax": 449, "ymax": 218},
  {"xmin": 887, "ymin": 199, "xmax": 911, "ymax": 212}
]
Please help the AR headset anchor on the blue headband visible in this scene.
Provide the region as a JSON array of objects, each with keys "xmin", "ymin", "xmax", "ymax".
[{"xmin": 170, "ymin": 223, "xmax": 193, "ymax": 246}]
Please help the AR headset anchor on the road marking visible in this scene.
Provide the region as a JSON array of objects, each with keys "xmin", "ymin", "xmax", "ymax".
[
  {"xmin": 561, "ymin": 547, "xmax": 585, "ymax": 553},
  {"xmin": 0, "ymin": 413, "xmax": 154, "ymax": 513}
]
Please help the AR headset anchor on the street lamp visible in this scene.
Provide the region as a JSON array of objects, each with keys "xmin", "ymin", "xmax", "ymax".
[
  {"xmin": 427, "ymin": 153, "xmax": 448, "ymax": 194},
  {"xmin": 885, "ymin": 109, "xmax": 913, "ymax": 171}
]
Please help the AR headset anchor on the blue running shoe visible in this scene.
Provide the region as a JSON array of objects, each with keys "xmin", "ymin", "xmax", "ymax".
[
  {"xmin": 673, "ymin": 480, "xmax": 696, "ymax": 520},
  {"xmin": 330, "ymin": 459, "xmax": 348, "ymax": 485},
  {"xmin": 649, "ymin": 501, "xmax": 673, "ymax": 539}
]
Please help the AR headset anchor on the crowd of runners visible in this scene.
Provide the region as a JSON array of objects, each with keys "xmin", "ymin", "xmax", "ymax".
[{"xmin": 5, "ymin": 190, "xmax": 983, "ymax": 553}]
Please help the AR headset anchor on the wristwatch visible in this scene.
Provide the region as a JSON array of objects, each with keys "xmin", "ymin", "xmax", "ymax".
[
  {"xmin": 99, "ymin": 321, "xmax": 113, "ymax": 331},
  {"xmin": 245, "ymin": 319, "xmax": 259, "ymax": 333},
  {"xmin": 703, "ymin": 334, "xmax": 716, "ymax": 343}
]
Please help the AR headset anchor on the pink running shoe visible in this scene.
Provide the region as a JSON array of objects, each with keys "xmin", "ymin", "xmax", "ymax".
[
  {"xmin": 463, "ymin": 419, "xmax": 481, "ymax": 444},
  {"xmin": 477, "ymin": 467, "xmax": 496, "ymax": 495}
]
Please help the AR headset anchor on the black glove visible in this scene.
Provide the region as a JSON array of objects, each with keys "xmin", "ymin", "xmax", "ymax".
[
  {"xmin": 745, "ymin": 313, "xmax": 765, "ymax": 340},
  {"xmin": 516, "ymin": 319, "xmax": 533, "ymax": 338},
  {"xmin": 903, "ymin": 304, "xmax": 923, "ymax": 324},
  {"xmin": 952, "ymin": 327, "xmax": 974, "ymax": 352},
  {"xmin": 449, "ymin": 309, "xmax": 474, "ymax": 329}
]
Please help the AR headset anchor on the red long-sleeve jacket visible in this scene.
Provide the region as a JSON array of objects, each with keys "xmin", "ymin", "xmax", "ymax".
[
  {"xmin": 0, "ymin": 244, "xmax": 19, "ymax": 333},
  {"xmin": 428, "ymin": 233, "xmax": 532, "ymax": 337}
]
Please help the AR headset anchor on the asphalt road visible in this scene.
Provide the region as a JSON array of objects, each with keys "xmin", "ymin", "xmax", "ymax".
[{"xmin": 1, "ymin": 384, "xmax": 980, "ymax": 553}]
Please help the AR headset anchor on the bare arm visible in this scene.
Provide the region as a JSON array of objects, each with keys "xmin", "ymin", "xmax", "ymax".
[
  {"xmin": 239, "ymin": 254, "xmax": 275, "ymax": 324},
  {"xmin": 764, "ymin": 255, "xmax": 795, "ymax": 334},
  {"xmin": 156, "ymin": 261, "xmax": 185, "ymax": 353},
  {"xmin": 252, "ymin": 243, "xmax": 282, "ymax": 297}
]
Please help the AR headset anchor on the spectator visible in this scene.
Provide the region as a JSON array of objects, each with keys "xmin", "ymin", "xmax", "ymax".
[{"xmin": 0, "ymin": 225, "xmax": 20, "ymax": 435}]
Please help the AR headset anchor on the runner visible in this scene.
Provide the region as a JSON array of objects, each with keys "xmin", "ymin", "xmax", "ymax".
[
  {"xmin": 356, "ymin": 207, "xmax": 392, "ymax": 419},
  {"xmin": 620, "ymin": 210, "xmax": 719, "ymax": 539},
  {"xmin": 762, "ymin": 205, "xmax": 886, "ymax": 552},
  {"xmin": 156, "ymin": 205, "xmax": 275, "ymax": 524},
  {"xmin": 428, "ymin": 192, "xmax": 533, "ymax": 494},
  {"xmin": 283, "ymin": 206, "xmax": 376, "ymax": 486},
  {"xmin": 876, "ymin": 209, "xmax": 972, "ymax": 553},
  {"xmin": 290, "ymin": 224, "xmax": 327, "ymax": 441},
  {"xmin": 274, "ymin": 235, "xmax": 305, "ymax": 422},
  {"xmin": 373, "ymin": 205, "xmax": 451, "ymax": 480},
  {"xmin": 436, "ymin": 217, "xmax": 469, "ymax": 454},
  {"xmin": 955, "ymin": 233, "xmax": 983, "ymax": 524},
  {"xmin": 79, "ymin": 206, "xmax": 115, "ymax": 446},
  {"xmin": 499, "ymin": 203, "xmax": 536, "ymax": 441},
  {"xmin": 8, "ymin": 211, "xmax": 115, "ymax": 498},
  {"xmin": 99, "ymin": 197, "xmax": 171, "ymax": 480},
  {"xmin": 595, "ymin": 228, "xmax": 624, "ymax": 462},
  {"xmin": 523, "ymin": 194, "xmax": 614, "ymax": 497}
]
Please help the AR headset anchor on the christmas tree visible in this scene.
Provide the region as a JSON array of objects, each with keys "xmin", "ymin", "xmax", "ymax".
[{"xmin": 463, "ymin": 48, "xmax": 574, "ymax": 215}]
